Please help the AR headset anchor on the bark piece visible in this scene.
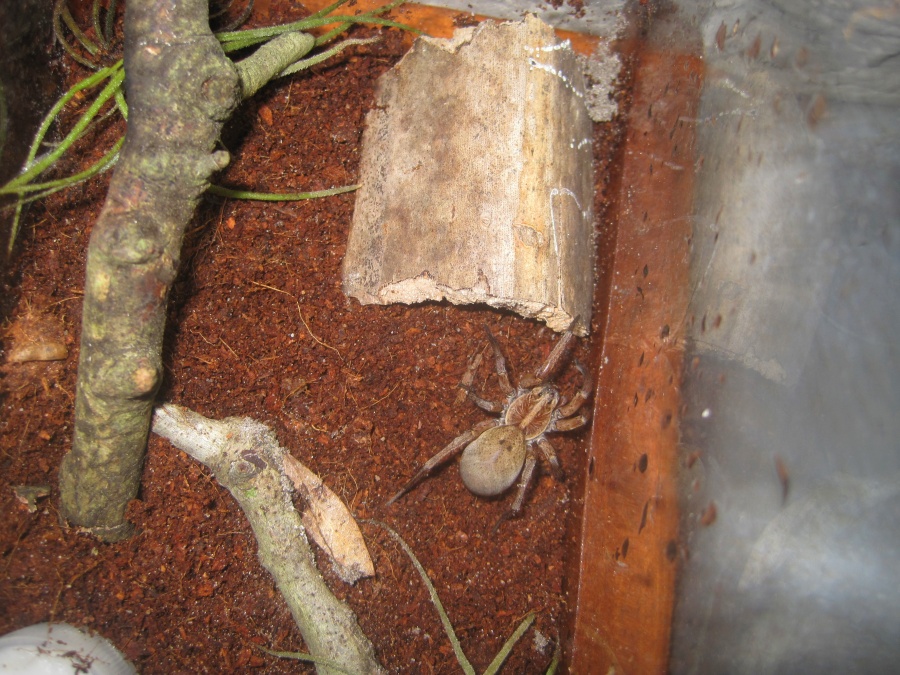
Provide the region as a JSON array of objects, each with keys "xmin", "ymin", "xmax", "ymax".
[{"xmin": 342, "ymin": 15, "xmax": 594, "ymax": 335}]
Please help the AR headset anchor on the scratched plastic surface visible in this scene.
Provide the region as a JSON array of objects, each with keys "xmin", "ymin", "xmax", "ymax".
[{"xmin": 669, "ymin": 1, "xmax": 900, "ymax": 673}]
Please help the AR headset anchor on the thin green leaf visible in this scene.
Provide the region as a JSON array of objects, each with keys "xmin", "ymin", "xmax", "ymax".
[
  {"xmin": 255, "ymin": 645, "xmax": 357, "ymax": 674},
  {"xmin": 482, "ymin": 613, "xmax": 535, "ymax": 675},
  {"xmin": 366, "ymin": 520, "xmax": 476, "ymax": 674},
  {"xmin": 103, "ymin": 0, "xmax": 118, "ymax": 48},
  {"xmin": 5, "ymin": 137, "xmax": 122, "ymax": 254},
  {"xmin": 114, "ymin": 87, "xmax": 128, "ymax": 121},
  {"xmin": 278, "ymin": 36, "xmax": 380, "ymax": 78},
  {"xmin": 364, "ymin": 520, "xmax": 545, "ymax": 675},
  {"xmin": 39, "ymin": 64, "xmax": 122, "ymax": 156},
  {"xmin": 54, "ymin": 0, "xmax": 102, "ymax": 69},
  {"xmin": 8, "ymin": 62, "xmax": 121, "ymax": 192},
  {"xmin": 216, "ymin": 1, "xmax": 416, "ymax": 52},
  {"xmin": 59, "ymin": 0, "xmax": 100, "ymax": 55},
  {"xmin": 91, "ymin": 0, "xmax": 105, "ymax": 50},
  {"xmin": 307, "ymin": 0, "xmax": 354, "ymax": 21},
  {"xmin": 9, "ymin": 136, "xmax": 123, "ymax": 198},
  {"xmin": 2, "ymin": 66, "xmax": 124, "ymax": 194},
  {"xmin": 545, "ymin": 643, "xmax": 560, "ymax": 675},
  {"xmin": 286, "ymin": 14, "xmax": 416, "ymax": 33},
  {"xmin": 207, "ymin": 184, "xmax": 358, "ymax": 201}
]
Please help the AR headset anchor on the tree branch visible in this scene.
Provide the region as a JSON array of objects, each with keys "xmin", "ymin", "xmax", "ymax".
[
  {"xmin": 152, "ymin": 404, "xmax": 384, "ymax": 675},
  {"xmin": 59, "ymin": 0, "xmax": 241, "ymax": 540}
]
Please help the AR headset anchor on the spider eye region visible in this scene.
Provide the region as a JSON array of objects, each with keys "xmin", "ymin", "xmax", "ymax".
[{"xmin": 459, "ymin": 425, "xmax": 527, "ymax": 497}]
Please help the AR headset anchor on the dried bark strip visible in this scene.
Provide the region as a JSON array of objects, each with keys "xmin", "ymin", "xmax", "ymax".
[{"xmin": 342, "ymin": 16, "xmax": 595, "ymax": 336}]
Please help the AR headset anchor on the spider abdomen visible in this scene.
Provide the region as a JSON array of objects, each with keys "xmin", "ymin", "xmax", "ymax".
[{"xmin": 459, "ymin": 425, "xmax": 527, "ymax": 497}]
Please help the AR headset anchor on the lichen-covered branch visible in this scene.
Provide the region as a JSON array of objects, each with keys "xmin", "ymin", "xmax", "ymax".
[
  {"xmin": 152, "ymin": 404, "xmax": 384, "ymax": 675},
  {"xmin": 59, "ymin": 0, "xmax": 241, "ymax": 540},
  {"xmin": 235, "ymin": 31, "xmax": 314, "ymax": 98},
  {"xmin": 58, "ymin": 0, "xmax": 337, "ymax": 540}
]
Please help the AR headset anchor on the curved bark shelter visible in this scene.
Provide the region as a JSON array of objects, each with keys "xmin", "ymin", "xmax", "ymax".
[
  {"xmin": 342, "ymin": 16, "xmax": 595, "ymax": 336},
  {"xmin": 59, "ymin": 0, "xmax": 242, "ymax": 540}
]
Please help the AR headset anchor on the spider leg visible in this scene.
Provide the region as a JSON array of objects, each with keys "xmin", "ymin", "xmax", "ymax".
[
  {"xmin": 454, "ymin": 351, "xmax": 483, "ymax": 405},
  {"xmin": 522, "ymin": 329, "xmax": 577, "ymax": 387},
  {"xmin": 552, "ymin": 413, "xmax": 590, "ymax": 433},
  {"xmin": 386, "ymin": 418, "xmax": 499, "ymax": 506},
  {"xmin": 557, "ymin": 359, "xmax": 592, "ymax": 418},
  {"xmin": 536, "ymin": 436, "xmax": 564, "ymax": 481},
  {"xmin": 492, "ymin": 449, "xmax": 538, "ymax": 533},
  {"xmin": 459, "ymin": 383, "xmax": 504, "ymax": 413},
  {"xmin": 483, "ymin": 325, "xmax": 515, "ymax": 395}
]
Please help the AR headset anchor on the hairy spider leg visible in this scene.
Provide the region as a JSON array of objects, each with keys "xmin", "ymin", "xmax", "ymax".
[
  {"xmin": 492, "ymin": 449, "xmax": 539, "ymax": 533},
  {"xmin": 553, "ymin": 414, "xmax": 591, "ymax": 433},
  {"xmin": 386, "ymin": 418, "xmax": 499, "ymax": 506},
  {"xmin": 483, "ymin": 325, "xmax": 515, "ymax": 395},
  {"xmin": 459, "ymin": 383, "xmax": 504, "ymax": 413},
  {"xmin": 535, "ymin": 436, "xmax": 564, "ymax": 479},
  {"xmin": 557, "ymin": 359, "xmax": 593, "ymax": 418},
  {"xmin": 521, "ymin": 329, "xmax": 578, "ymax": 388}
]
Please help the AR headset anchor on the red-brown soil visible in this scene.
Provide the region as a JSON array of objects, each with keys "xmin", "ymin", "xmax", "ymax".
[{"xmin": 0, "ymin": 3, "xmax": 630, "ymax": 673}]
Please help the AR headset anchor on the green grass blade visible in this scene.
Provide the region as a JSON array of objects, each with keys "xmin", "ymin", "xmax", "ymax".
[
  {"xmin": 365, "ymin": 520, "xmax": 476, "ymax": 675},
  {"xmin": 544, "ymin": 643, "xmax": 560, "ymax": 675},
  {"xmin": 5, "ymin": 62, "xmax": 121, "ymax": 190},
  {"xmin": 207, "ymin": 184, "xmax": 358, "ymax": 201},
  {"xmin": 91, "ymin": 0, "xmax": 105, "ymax": 49},
  {"xmin": 217, "ymin": 0, "xmax": 416, "ymax": 53},
  {"xmin": 21, "ymin": 63, "xmax": 121, "ymax": 174},
  {"xmin": 4, "ymin": 66, "xmax": 124, "ymax": 193},
  {"xmin": 114, "ymin": 87, "xmax": 128, "ymax": 121},
  {"xmin": 278, "ymin": 37, "xmax": 380, "ymax": 77},
  {"xmin": 5, "ymin": 136, "xmax": 122, "ymax": 255},
  {"xmin": 53, "ymin": 0, "xmax": 103, "ymax": 69},
  {"xmin": 482, "ymin": 613, "xmax": 535, "ymax": 675},
  {"xmin": 58, "ymin": 0, "xmax": 100, "ymax": 55},
  {"xmin": 103, "ymin": 0, "xmax": 118, "ymax": 48},
  {"xmin": 307, "ymin": 0, "xmax": 354, "ymax": 21},
  {"xmin": 10, "ymin": 136, "xmax": 123, "ymax": 197}
]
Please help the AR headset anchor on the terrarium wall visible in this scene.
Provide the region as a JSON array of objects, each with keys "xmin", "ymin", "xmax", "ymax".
[
  {"xmin": 667, "ymin": 0, "xmax": 900, "ymax": 673},
  {"xmin": 3, "ymin": 0, "xmax": 898, "ymax": 672}
]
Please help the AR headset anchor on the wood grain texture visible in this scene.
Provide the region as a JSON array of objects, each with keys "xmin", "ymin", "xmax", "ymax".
[
  {"xmin": 570, "ymin": 49, "xmax": 704, "ymax": 673},
  {"xmin": 342, "ymin": 16, "xmax": 596, "ymax": 334}
]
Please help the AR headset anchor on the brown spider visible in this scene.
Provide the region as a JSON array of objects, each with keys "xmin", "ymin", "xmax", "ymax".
[{"xmin": 387, "ymin": 325, "xmax": 592, "ymax": 526}]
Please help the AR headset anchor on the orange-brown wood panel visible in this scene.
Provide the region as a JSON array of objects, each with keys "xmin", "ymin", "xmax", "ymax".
[
  {"xmin": 298, "ymin": 0, "xmax": 602, "ymax": 55},
  {"xmin": 571, "ymin": 50, "xmax": 704, "ymax": 674}
]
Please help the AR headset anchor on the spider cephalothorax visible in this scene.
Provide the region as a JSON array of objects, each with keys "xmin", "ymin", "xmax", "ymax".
[{"xmin": 387, "ymin": 324, "xmax": 592, "ymax": 526}]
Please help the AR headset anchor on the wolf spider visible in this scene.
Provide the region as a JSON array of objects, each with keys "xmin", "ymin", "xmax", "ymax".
[{"xmin": 387, "ymin": 325, "xmax": 591, "ymax": 526}]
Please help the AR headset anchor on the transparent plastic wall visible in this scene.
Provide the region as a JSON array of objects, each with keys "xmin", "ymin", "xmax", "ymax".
[{"xmin": 671, "ymin": 1, "xmax": 900, "ymax": 673}]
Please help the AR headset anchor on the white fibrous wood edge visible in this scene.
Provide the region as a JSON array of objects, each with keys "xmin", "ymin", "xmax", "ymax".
[{"xmin": 342, "ymin": 15, "xmax": 597, "ymax": 336}]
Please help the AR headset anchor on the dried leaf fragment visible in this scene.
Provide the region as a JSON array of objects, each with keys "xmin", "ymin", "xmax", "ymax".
[
  {"xmin": 13, "ymin": 485, "xmax": 51, "ymax": 512},
  {"xmin": 5, "ymin": 309, "xmax": 68, "ymax": 363},
  {"xmin": 283, "ymin": 454, "xmax": 375, "ymax": 584}
]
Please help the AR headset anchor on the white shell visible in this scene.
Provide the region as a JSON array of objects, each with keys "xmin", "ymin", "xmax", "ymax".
[
  {"xmin": 0, "ymin": 623, "xmax": 137, "ymax": 674},
  {"xmin": 459, "ymin": 425, "xmax": 527, "ymax": 497}
]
